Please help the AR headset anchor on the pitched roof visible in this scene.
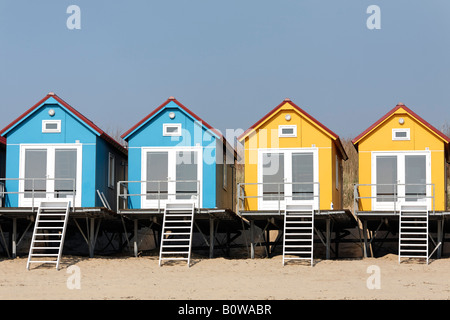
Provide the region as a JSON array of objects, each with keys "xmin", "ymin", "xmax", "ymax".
[
  {"xmin": 121, "ymin": 97, "xmax": 237, "ymax": 157},
  {"xmin": 0, "ymin": 93, "xmax": 127, "ymax": 155},
  {"xmin": 121, "ymin": 97, "xmax": 222, "ymax": 140},
  {"xmin": 352, "ymin": 103, "xmax": 450, "ymax": 147},
  {"xmin": 238, "ymin": 99, "xmax": 348, "ymax": 160}
]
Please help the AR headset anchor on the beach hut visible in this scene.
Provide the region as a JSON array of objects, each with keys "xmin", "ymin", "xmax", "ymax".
[
  {"xmin": 0, "ymin": 92, "xmax": 128, "ymax": 261},
  {"xmin": 352, "ymin": 103, "xmax": 450, "ymax": 262},
  {"xmin": 119, "ymin": 96, "xmax": 240, "ymax": 263},
  {"xmin": 237, "ymin": 98, "xmax": 354, "ymax": 263}
]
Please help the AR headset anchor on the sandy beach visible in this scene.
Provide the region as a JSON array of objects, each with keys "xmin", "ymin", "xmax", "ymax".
[{"xmin": 1, "ymin": 252, "xmax": 449, "ymax": 300}]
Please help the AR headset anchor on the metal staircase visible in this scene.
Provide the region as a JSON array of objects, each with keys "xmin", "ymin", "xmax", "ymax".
[
  {"xmin": 159, "ymin": 203, "xmax": 195, "ymax": 267},
  {"xmin": 282, "ymin": 204, "xmax": 314, "ymax": 266},
  {"xmin": 26, "ymin": 201, "xmax": 71, "ymax": 270},
  {"xmin": 398, "ymin": 205, "xmax": 429, "ymax": 264}
]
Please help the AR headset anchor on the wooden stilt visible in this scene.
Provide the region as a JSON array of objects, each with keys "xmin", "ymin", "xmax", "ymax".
[{"xmin": 209, "ymin": 217, "xmax": 214, "ymax": 258}]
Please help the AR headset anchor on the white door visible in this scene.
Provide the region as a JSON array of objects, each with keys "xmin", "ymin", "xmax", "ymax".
[
  {"xmin": 142, "ymin": 147, "xmax": 202, "ymax": 208},
  {"xmin": 258, "ymin": 149, "xmax": 319, "ymax": 210},
  {"xmin": 19, "ymin": 145, "xmax": 82, "ymax": 207},
  {"xmin": 372, "ymin": 152, "xmax": 431, "ymax": 210}
]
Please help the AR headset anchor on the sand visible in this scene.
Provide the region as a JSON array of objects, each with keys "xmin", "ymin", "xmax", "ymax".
[{"xmin": 1, "ymin": 253, "xmax": 450, "ymax": 300}]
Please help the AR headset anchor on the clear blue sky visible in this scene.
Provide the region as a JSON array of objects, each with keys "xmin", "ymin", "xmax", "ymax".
[{"xmin": 1, "ymin": 0, "xmax": 450, "ymax": 140}]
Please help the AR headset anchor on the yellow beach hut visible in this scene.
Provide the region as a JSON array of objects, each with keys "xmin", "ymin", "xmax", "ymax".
[
  {"xmin": 238, "ymin": 98, "xmax": 348, "ymax": 212},
  {"xmin": 352, "ymin": 103, "xmax": 449, "ymax": 213},
  {"xmin": 237, "ymin": 99, "xmax": 355, "ymax": 263},
  {"xmin": 352, "ymin": 103, "xmax": 450, "ymax": 262}
]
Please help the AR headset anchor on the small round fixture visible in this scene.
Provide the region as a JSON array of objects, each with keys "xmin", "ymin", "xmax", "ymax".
[
  {"xmin": 399, "ymin": 118, "xmax": 404, "ymax": 125},
  {"xmin": 48, "ymin": 109, "xmax": 55, "ymax": 117},
  {"xmin": 169, "ymin": 112, "xmax": 176, "ymax": 119},
  {"xmin": 285, "ymin": 114, "xmax": 291, "ymax": 121}
]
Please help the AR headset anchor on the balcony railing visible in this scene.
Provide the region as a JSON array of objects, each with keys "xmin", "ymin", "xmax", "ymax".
[
  {"xmin": 237, "ymin": 181, "xmax": 320, "ymax": 215},
  {"xmin": 117, "ymin": 180, "xmax": 201, "ymax": 213},
  {"xmin": 0, "ymin": 177, "xmax": 76, "ymax": 211},
  {"xmin": 353, "ymin": 183, "xmax": 435, "ymax": 214}
]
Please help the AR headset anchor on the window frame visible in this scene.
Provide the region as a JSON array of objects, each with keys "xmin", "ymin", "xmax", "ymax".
[
  {"xmin": 163, "ymin": 123, "xmax": 182, "ymax": 137},
  {"xmin": 278, "ymin": 125, "xmax": 297, "ymax": 138},
  {"xmin": 108, "ymin": 152, "xmax": 115, "ymax": 189},
  {"xmin": 42, "ymin": 120, "xmax": 61, "ymax": 133},
  {"xmin": 392, "ymin": 128, "xmax": 410, "ymax": 141}
]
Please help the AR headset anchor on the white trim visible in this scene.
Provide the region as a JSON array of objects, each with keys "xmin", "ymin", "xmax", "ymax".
[
  {"xmin": 371, "ymin": 150, "xmax": 431, "ymax": 211},
  {"xmin": 141, "ymin": 146, "xmax": 203, "ymax": 208},
  {"xmin": 18, "ymin": 143, "xmax": 82, "ymax": 207},
  {"xmin": 42, "ymin": 120, "xmax": 61, "ymax": 133},
  {"xmin": 278, "ymin": 125, "xmax": 297, "ymax": 138},
  {"xmin": 392, "ymin": 128, "xmax": 410, "ymax": 141},
  {"xmin": 257, "ymin": 148, "xmax": 319, "ymax": 210},
  {"xmin": 163, "ymin": 123, "xmax": 182, "ymax": 136},
  {"xmin": 108, "ymin": 152, "xmax": 115, "ymax": 189},
  {"xmin": 335, "ymin": 155, "xmax": 339, "ymax": 190}
]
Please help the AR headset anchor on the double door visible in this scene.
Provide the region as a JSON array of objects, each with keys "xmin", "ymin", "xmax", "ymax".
[
  {"xmin": 142, "ymin": 148, "xmax": 202, "ymax": 208},
  {"xmin": 372, "ymin": 152, "xmax": 431, "ymax": 210},
  {"xmin": 19, "ymin": 145, "xmax": 82, "ymax": 207},
  {"xmin": 258, "ymin": 148, "xmax": 319, "ymax": 210}
]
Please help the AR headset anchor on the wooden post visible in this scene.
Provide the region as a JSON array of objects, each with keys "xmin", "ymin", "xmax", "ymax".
[
  {"xmin": 326, "ymin": 218, "xmax": 331, "ymax": 260},
  {"xmin": 12, "ymin": 218, "xmax": 17, "ymax": 259},
  {"xmin": 134, "ymin": 219, "xmax": 138, "ymax": 257},
  {"xmin": 437, "ymin": 218, "xmax": 443, "ymax": 259},
  {"xmin": 363, "ymin": 220, "xmax": 368, "ymax": 258},
  {"xmin": 89, "ymin": 218, "xmax": 95, "ymax": 258},
  {"xmin": 250, "ymin": 220, "xmax": 255, "ymax": 259},
  {"xmin": 209, "ymin": 217, "xmax": 214, "ymax": 258}
]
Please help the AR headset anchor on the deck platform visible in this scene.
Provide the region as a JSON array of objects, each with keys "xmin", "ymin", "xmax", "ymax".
[
  {"xmin": 118, "ymin": 208, "xmax": 246, "ymax": 258},
  {"xmin": 356, "ymin": 211, "xmax": 450, "ymax": 259},
  {"xmin": 239, "ymin": 209, "xmax": 358, "ymax": 260},
  {"xmin": 0, "ymin": 207, "xmax": 119, "ymax": 259}
]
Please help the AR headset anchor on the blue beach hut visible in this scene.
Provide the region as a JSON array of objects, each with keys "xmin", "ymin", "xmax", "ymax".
[
  {"xmin": 120, "ymin": 96, "xmax": 236, "ymax": 212},
  {"xmin": 0, "ymin": 92, "xmax": 127, "ymax": 210}
]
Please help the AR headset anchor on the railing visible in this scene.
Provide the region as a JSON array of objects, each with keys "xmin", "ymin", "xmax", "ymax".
[
  {"xmin": 353, "ymin": 183, "xmax": 436, "ymax": 214},
  {"xmin": 237, "ymin": 181, "xmax": 320, "ymax": 215},
  {"xmin": 0, "ymin": 177, "xmax": 76, "ymax": 211},
  {"xmin": 117, "ymin": 180, "xmax": 201, "ymax": 213}
]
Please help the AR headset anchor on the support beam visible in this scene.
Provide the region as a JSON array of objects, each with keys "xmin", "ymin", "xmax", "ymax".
[
  {"xmin": 326, "ymin": 218, "xmax": 331, "ymax": 260},
  {"xmin": 209, "ymin": 217, "xmax": 214, "ymax": 258},
  {"xmin": 89, "ymin": 218, "xmax": 95, "ymax": 258},
  {"xmin": 134, "ymin": 219, "xmax": 138, "ymax": 257},
  {"xmin": 437, "ymin": 218, "xmax": 443, "ymax": 259},
  {"xmin": 363, "ymin": 220, "xmax": 368, "ymax": 258},
  {"xmin": 250, "ymin": 220, "xmax": 255, "ymax": 259},
  {"xmin": 12, "ymin": 218, "xmax": 17, "ymax": 259}
]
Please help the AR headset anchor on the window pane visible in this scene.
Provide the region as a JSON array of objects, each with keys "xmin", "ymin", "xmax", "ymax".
[
  {"xmin": 46, "ymin": 123, "xmax": 58, "ymax": 130},
  {"xmin": 405, "ymin": 155, "xmax": 426, "ymax": 201},
  {"xmin": 54, "ymin": 149, "xmax": 77, "ymax": 198},
  {"xmin": 166, "ymin": 126, "xmax": 178, "ymax": 133},
  {"xmin": 262, "ymin": 153, "xmax": 284, "ymax": 201},
  {"xmin": 176, "ymin": 151, "xmax": 198, "ymax": 199},
  {"xmin": 24, "ymin": 149, "xmax": 47, "ymax": 198},
  {"xmin": 376, "ymin": 156, "xmax": 397, "ymax": 202},
  {"xmin": 292, "ymin": 153, "xmax": 314, "ymax": 200},
  {"xmin": 146, "ymin": 152, "xmax": 168, "ymax": 200}
]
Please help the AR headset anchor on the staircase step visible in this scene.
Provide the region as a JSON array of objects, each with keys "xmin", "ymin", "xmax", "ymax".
[
  {"xmin": 159, "ymin": 203, "xmax": 195, "ymax": 267},
  {"xmin": 26, "ymin": 201, "xmax": 70, "ymax": 270}
]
